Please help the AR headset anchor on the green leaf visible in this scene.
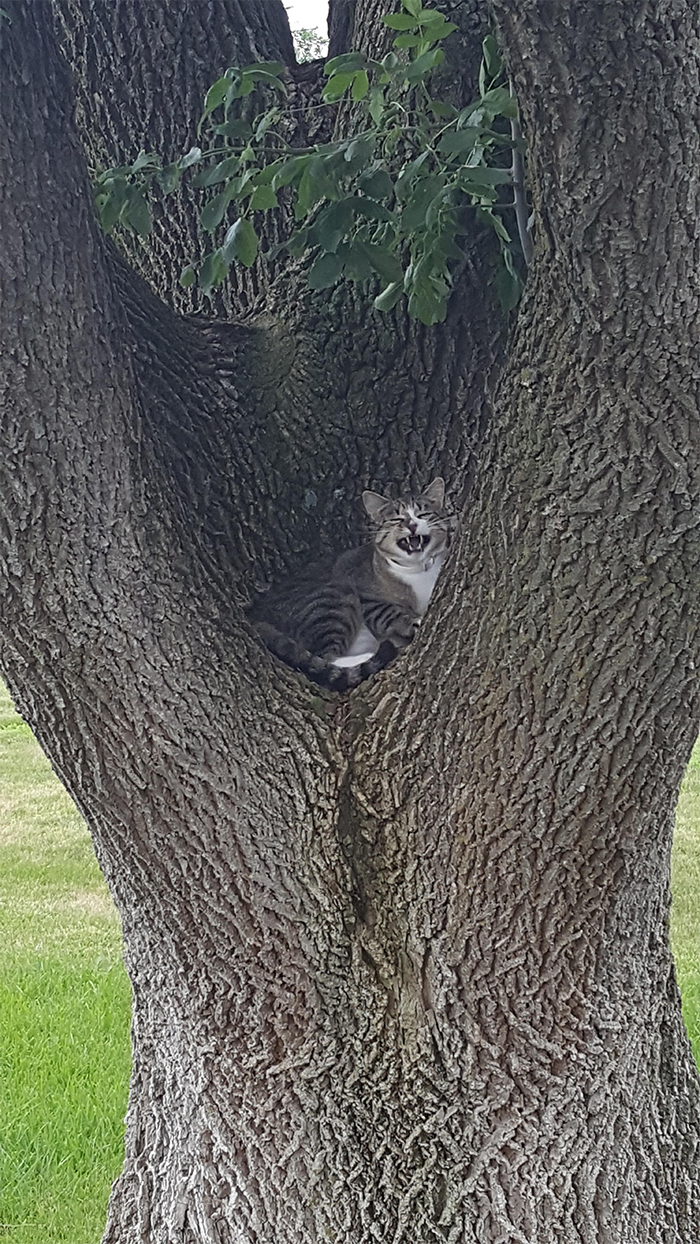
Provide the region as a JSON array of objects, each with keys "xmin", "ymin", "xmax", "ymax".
[
  {"xmin": 285, "ymin": 228, "xmax": 310, "ymax": 258},
  {"xmin": 307, "ymin": 251, "xmax": 345, "ymax": 289},
  {"xmin": 221, "ymin": 217, "xmax": 259, "ymax": 266},
  {"xmin": 200, "ymin": 249, "xmax": 229, "ymax": 297},
  {"xmin": 201, "ymin": 76, "xmax": 231, "ymax": 122},
  {"xmin": 237, "ymin": 169, "xmax": 256, "ymax": 195},
  {"xmin": 96, "ymin": 177, "xmax": 127, "ymax": 233},
  {"xmin": 408, "ymin": 277, "xmax": 448, "ymax": 325},
  {"xmin": 156, "ymin": 163, "xmax": 181, "ymax": 194},
  {"xmin": 419, "ymin": 13, "xmax": 457, "ymax": 39},
  {"xmin": 232, "ymin": 62, "xmax": 286, "ymax": 94},
  {"xmin": 482, "ymin": 34, "xmax": 502, "ymax": 79},
  {"xmin": 344, "ymin": 136, "xmax": 375, "ymax": 169},
  {"xmin": 481, "ymin": 86, "xmax": 518, "ymax": 118},
  {"xmin": 340, "ymin": 241, "xmax": 374, "ymax": 282},
  {"xmin": 254, "ymin": 160, "xmax": 285, "ymax": 185},
  {"xmin": 464, "ymin": 185, "xmax": 497, "ymax": 206},
  {"xmin": 437, "ymin": 128, "xmax": 480, "ymax": 154},
  {"xmin": 311, "ymin": 200, "xmax": 355, "ymax": 252},
  {"xmin": 502, "ymin": 245, "xmax": 518, "ymax": 277},
  {"xmin": 494, "ymin": 252, "xmax": 523, "ymax": 311},
  {"xmin": 429, "ymin": 99, "xmax": 456, "ymax": 119},
  {"xmin": 384, "ymin": 125, "xmax": 403, "ymax": 156},
  {"xmin": 324, "ymin": 52, "xmax": 368, "ymax": 75},
  {"xmin": 255, "ymin": 109, "xmax": 282, "ymax": 140},
  {"xmin": 431, "ymin": 231, "xmax": 465, "ymax": 262},
  {"xmin": 453, "ymin": 105, "xmax": 484, "ymax": 135},
  {"xmin": 194, "ymin": 155, "xmax": 240, "ymax": 188},
  {"xmin": 228, "ymin": 72, "xmax": 256, "ymax": 100},
  {"xmin": 96, "ymin": 165, "xmax": 132, "ymax": 183},
  {"xmin": 345, "ymin": 196, "xmax": 394, "ymax": 222},
  {"xmin": 294, "ymin": 162, "xmax": 329, "ymax": 220},
  {"xmin": 201, "ymin": 188, "xmax": 234, "ymax": 231},
  {"xmin": 179, "ymin": 265, "xmax": 196, "ymax": 288},
  {"xmin": 213, "ymin": 118, "xmax": 253, "ymax": 139},
  {"xmin": 240, "ymin": 61, "xmax": 286, "ymax": 77},
  {"xmin": 425, "ymin": 187, "xmax": 452, "ymax": 230},
  {"xmin": 244, "ymin": 65, "xmax": 287, "ymax": 93},
  {"xmin": 382, "ymin": 14, "xmax": 418, "ymax": 30},
  {"xmin": 395, "ymin": 150, "xmax": 430, "ymax": 199},
  {"xmin": 323, "ymin": 72, "xmax": 355, "ymax": 102},
  {"xmin": 476, "ymin": 206, "xmax": 512, "ymax": 243},
  {"xmin": 179, "ymin": 146, "xmax": 202, "ymax": 170},
  {"xmin": 404, "ymin": 47, "xmax": 444, "ymax": 83},
  {"xmin": 272, "ymin": 154, "xmax": 311, "ymax": 190},
  {"xmin": 374, "ymin": 281, "xmax": 404, "ymax": 312},
  {"xmin": 123, "ymin": 189, "xmax": 151, "ymax": 236},
  {"xmin": 460, "ymin": 166, "xmax": 513, "ymax": 185},
  {"xmin": 368, "ymin": 85, "xmax": 385, "ymax": 126},
  {"xmin": 410, "ymin": 295, "xmax": 446, "ymax": 326},
  {"xmin": 400, "ymin": 176, "xmax": 443, "ymax": 230},
  {"xmin": 352, "ymin": 70, "xmax": 369, "ymax": 101},
  {"xmin": 357, "ymin": 168, "xmax": 394, "ymax": 199},
  {"xmin": 403, "ymin": 0, "xmax": 423, "ymax": 15},
  {"xmin": 249, "ymin": 183, "xmax": 278, "ymax": 210},
  {"xmin": 355, "ymin": 240, "xmax": 403, "ymax": 284},
  {"xmin": 393, "ymin": 33, "xmax": 421, "ymax": 48},
  {"xmin": 131, "ymin": 150, "xmax": 160, "ymax": 173}
]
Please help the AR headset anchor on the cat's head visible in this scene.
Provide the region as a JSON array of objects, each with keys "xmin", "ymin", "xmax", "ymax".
[{"xmin": 362, "ymin": 478, "xmax": 451, "ymax": 566}]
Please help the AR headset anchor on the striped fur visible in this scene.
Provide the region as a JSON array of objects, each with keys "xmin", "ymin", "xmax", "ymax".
[{"xmin": 249, "ymin": 479, "xmax": 452, "ymax": 691}]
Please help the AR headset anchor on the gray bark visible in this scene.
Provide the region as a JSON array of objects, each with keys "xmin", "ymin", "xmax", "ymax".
[{"xmin": 1, "ymin": 1, "xmax": 699, "ymax": 1242}]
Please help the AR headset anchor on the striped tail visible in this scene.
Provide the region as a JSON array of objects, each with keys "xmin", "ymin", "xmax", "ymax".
[{"xmin": 254, "ymin": 623, "xmax": 397, "ymax": 691}]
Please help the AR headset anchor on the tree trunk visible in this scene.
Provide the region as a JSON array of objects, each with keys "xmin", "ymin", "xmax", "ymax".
[{"xmin": 1, "ymin": 1, "xmax": 699, "ymax": 1242}]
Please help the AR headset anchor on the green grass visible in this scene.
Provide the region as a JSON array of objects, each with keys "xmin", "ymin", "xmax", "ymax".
[
  {"xmin": 672, "ymin": 747, "xmax": 700, "ymax": 1060},
  {"xmin": 1, "ymin": 683, "xmax": 700, "ymax": 1243},
  {"xmin": 0, "ymin": 683, "xmax": 131, "ymax": 1244}
]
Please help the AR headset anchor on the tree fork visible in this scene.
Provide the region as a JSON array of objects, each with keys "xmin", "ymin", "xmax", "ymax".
[{"xmin": 2, "ymin": 1, "xmax": 700, "ymax": 1242}]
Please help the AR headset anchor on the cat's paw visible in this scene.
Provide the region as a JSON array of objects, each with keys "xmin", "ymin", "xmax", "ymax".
[{"xmin": 391, "ymin": 612, "xmax": 420, "ymax": 642}]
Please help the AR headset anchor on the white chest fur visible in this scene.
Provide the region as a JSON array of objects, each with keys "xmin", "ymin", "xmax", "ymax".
[{"xmin": 386, "ymin": 552, "xmax": 444, "ymax": 615}]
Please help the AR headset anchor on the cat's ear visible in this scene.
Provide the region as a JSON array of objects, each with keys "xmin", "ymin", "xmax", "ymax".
[
  {"xmin": 362, "ymin": 490, "xmax": 395, "ymax": 522},
  {"xmin": 418, "ymin": 478, "xmax": 445, "ymax": 510}
]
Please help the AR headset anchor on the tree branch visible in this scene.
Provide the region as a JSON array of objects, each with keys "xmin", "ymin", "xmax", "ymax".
[
  {"xmin": 52, "ymin": 0, "xmax": 299, "ymax": 313},
  {"xmin": 0, "ymin": 3, "xmax": 149, "ymax": 643}
]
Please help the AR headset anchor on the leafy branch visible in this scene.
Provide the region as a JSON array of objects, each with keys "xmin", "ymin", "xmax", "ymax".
[
  {"xmin": 93, "ymin": 0, "xmax": 531, "ymax": 324},
  {"xmin": 292, "ymin": 27, "xmax": 328, "ymax": 63}
]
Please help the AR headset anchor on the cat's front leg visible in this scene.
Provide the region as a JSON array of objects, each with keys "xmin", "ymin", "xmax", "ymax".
[{"xmin": 362, "ymin": 600, "xmax": 419, "ymax": 648}]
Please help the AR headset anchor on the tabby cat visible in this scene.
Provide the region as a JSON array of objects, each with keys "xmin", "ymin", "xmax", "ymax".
[{"xmin": 249, "ymin": 478, "xmax": 452, "ymax": 690}]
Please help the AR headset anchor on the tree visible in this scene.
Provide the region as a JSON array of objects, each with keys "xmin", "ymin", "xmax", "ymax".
[
  {"xmin": 1, "ymin": 0, "xmax": 700, "ymax": 1240},
  {"xmin": 291, "ymin": 26, "xmax": 328, "ymax": 62}
]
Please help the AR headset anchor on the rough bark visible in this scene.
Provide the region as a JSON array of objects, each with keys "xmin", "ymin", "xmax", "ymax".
[
  {"xmin": 52, "ymin": 0, "xmax": 296, "ymax": 314},
  {"xmin": 1, "ymin": 1, "xmax": 699, "ymax": 1242}
]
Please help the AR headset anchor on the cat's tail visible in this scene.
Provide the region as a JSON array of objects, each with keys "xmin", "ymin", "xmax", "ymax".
[{"xmin": 254, "ymin": 623, "xmax": 396, "ymax": 692}]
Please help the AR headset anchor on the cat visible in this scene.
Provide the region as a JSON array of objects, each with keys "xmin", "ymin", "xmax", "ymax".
[{"xmin": 249, "ymin": 478, "xmax": 452, "ymax": 691}]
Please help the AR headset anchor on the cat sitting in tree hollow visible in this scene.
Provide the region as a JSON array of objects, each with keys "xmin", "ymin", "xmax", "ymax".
[{"xmin": 249, "ymin": 479, "xmax": 452, "ymax": 691}]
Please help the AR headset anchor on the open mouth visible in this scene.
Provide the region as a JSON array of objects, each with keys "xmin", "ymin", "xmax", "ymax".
[{"xmin": 398, "ymin": 534, "xmax": 430, "ymax": 554}]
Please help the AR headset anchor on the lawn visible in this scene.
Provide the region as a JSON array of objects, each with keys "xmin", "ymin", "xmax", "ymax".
[
  {"xmin": 0, "ymin": 682, "xmax": 699, "ymax": 1242},
  {"xmin": 0, "ymin": 684, "xmax": 131, "ymax": 1244},
  {"xmin": 671, "ymin": 745, "xmax": 700, "ymax": 1056}
]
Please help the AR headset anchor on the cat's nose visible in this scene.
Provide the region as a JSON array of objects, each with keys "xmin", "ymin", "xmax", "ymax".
[{"xmin": 408, "ymin": 521, "xmax": 417, "ymax": 534}]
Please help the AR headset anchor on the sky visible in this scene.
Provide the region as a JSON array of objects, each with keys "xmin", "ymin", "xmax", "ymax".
[{"xmin": 283, "ymin": 1, "xmax": 329, "ymax": 34}]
